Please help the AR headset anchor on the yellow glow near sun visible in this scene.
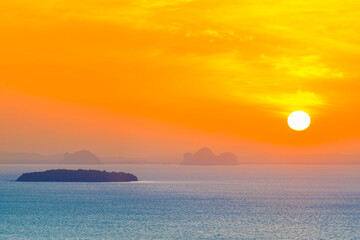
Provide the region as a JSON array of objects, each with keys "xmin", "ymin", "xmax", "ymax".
[{"xmin": 287, "ymin": 111, "xmax": 311, "ymax": 131}]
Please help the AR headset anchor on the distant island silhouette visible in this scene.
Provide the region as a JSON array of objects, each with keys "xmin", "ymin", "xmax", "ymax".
[
  {"xmin": 182, "ymin": 147, "xmax": 238, "ymax": 165},
  {"xmin": 60, "ymin": 150, "xmax": 101, "ymax": 164},
  {"xmin": 5, "ymin": 149, "xmax": 360, "ymax": 165},
  {"xmin": 16, "ymin": 169, "xmax": 138, "ymax": 182}
]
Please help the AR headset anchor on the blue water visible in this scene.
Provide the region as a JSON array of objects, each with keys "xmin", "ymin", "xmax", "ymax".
[{"xmin": 1, "ymin": 164, "xmax": 360, "ymax": 239}]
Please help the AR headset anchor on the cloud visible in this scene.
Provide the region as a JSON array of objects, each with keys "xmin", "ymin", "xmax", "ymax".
[
  {"xmin": 262, "ymin": 55, "xmax": 344, "ymax": 79},
  {"xmin": 255, "ymin": 90, "xmax": 327, "ymax": 114}
]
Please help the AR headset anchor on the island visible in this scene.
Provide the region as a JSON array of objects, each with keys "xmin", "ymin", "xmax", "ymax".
[
  {"xmin": 16, "ymin": 169, "xmax": 138, "ymax": 182},
  {"xmin": 60, "ymin": 150, "xmax": 101, "ymax": 164},
  {"xmin": 182, "ymin": 147, "xmax": 238, "ymax": 165}
]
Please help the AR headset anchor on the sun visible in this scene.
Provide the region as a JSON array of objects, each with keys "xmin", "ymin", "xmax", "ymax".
[{"xmin": 287, "ymin": 111, "xmax": 311, "ymax": 131}]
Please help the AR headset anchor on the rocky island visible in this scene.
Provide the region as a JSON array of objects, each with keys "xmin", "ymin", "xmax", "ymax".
[
  {"xmin": 16, "ymin": 169, "xmax": 138, "ymax": 182},
  {"xmin": 182, "ymin": 147, "xmax": 238, "ymax": 165},
  {"xmin": 60, "ymin": 150, "xmax": 101, "ymax": 164}
]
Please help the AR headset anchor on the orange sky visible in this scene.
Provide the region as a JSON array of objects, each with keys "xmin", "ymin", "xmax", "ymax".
[{"xmin": 1, "ymin": 0, "xmax": 360, "ymax": 158}]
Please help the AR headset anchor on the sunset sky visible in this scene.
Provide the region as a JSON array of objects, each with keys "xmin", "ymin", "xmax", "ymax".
[{"xmin": 1, "ymin": 0, "xmax": 360, "ymax": 159}]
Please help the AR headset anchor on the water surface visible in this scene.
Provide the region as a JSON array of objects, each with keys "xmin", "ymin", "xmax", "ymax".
[{"xmin": 1, "ymin": 164, "xmax": 360, "ymax": 239}]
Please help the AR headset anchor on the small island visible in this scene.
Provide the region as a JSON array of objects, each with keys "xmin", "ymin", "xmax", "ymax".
[
  {"xmin": 182, "ymin": 147, "xmax": 238, "ymax": 165},
  {"xmin": 16, "ymin": 169, "xmax": 138, "ymax": 182},
  {"xmin": 60, "ymin": 150, "xmax": 102, "ymax": 164}
]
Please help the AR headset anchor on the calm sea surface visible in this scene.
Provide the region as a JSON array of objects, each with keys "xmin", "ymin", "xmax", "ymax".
[{"xmin": 1, "ymin": 164, "xmax": 360, "ymax": 239}]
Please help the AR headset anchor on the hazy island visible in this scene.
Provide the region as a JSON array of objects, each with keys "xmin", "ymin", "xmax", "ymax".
[
  {"xmin": 182, "ymin": 147, "xmax": 238, "ymax": 165},
  {"xmin": 16, "ymin": 169, "xmax": 138, "ymax": 182},
  {"xmin": 60, "ymin": 150, "xmax": 101, "ymax": 164}
]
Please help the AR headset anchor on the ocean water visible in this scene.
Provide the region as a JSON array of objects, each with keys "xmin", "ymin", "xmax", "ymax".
[{"xmin": 1, "ymin": 164, "xmax": 360, "ymax": 240}]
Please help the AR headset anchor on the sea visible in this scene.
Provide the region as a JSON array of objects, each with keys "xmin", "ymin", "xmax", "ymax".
[{"xmin": 0, "ymin": 164, "xmax": 360, "ymax": 240}]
